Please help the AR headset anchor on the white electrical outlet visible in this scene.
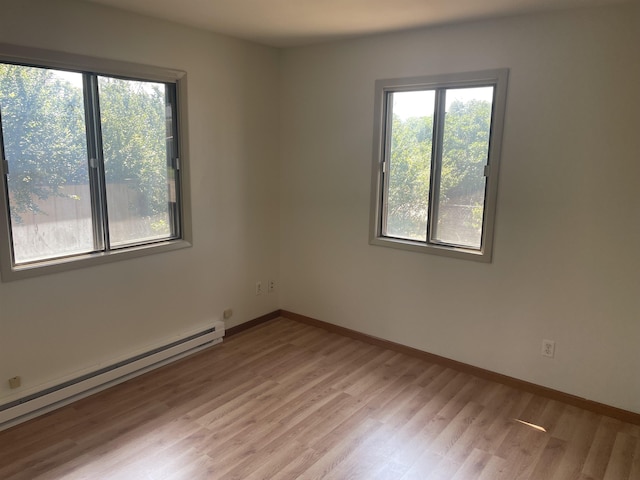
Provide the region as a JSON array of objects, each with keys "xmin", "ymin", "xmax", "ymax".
[
  {"xmin": 542, "ymin": 339, "xmax": 555, "ymax": 358},
  {"xmin": 268, "ymin": 280, "xmax": 275, "ymax": 293},
  {"xmin": 256, "ymin": 281, "xmax": 263, "ymax": 296}
]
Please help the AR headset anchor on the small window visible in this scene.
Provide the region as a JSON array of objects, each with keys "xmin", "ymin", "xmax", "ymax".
[
  {"xmin": 0, "ymin": 46, "xmax": 191, "ymax": 280},
  {"xmin": 369, "ymin": 70, "xmax": 508, "ymax": 262}
]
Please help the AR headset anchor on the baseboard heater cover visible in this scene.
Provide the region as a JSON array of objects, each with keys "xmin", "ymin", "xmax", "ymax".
[{"xmin": 0, "ymin": 320, "xmax": 225, "ymax": 430}]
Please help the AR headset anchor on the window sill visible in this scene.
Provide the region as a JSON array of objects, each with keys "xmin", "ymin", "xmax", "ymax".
[
  {"xmin": 1, "ymin": 239, "xmax": 192, "ymax": 282},
  {"xmin": 369, "ymin": 235, "xmax": 491, "ymax": 263}
]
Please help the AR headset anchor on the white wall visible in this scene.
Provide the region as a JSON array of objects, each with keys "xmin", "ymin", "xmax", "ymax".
[
  {"xmin": 279, "ymin": 5, "xmax": 640, "ymax": 413},
  {"xmin": 0, "ymin": 0, "xmax": 280, "ymax": 404}
]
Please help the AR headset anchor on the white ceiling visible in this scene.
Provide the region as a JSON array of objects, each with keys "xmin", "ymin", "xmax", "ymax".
[{"xmin": 84, "ymin": 0, "xmax": 630, "ymax": 47}]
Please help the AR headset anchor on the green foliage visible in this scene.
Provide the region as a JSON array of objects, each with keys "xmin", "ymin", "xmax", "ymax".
[
  {"xmin": 386, "ymin": 98, "xmax": 491, "ymax": 241},
  {"xmin": 441, "ymin": 100, "xmax": 491, "ymax": 205},
  {"xmin": 386, "ymin": 114, "xmax": 432, "ymax": 239},
  {"xmin": 0, "ymin": 64, "xmax": 170, "ymax": 224},
  {"xmin": 98, "ymin": 77, "xmax": 168, "ymax": 221},
  {"xmin": 0, "ymin": 64, "xmax": 87, "ymax": 221}
]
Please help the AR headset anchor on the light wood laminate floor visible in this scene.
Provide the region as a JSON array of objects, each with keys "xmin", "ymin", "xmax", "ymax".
[{"xmin": 0, "ymin": 317, "xmax": 638, "ymax": 479}]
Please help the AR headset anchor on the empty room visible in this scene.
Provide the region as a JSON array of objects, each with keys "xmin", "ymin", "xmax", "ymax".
[{"xmin": 0, "ymin": 0, "xmax": 638, "ymax": 478}]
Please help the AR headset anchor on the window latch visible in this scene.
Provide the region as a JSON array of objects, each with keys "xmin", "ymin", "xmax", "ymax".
[
  {"xmin": 382, "ymin": 161, "xmax": 386, "ymax": 174},
  {"xmin": 2, "ymin": 158, "xmax": 8, "ymax": 175},
  {"xmin": 89, "ymin": 158, "xmax": 98, "ymax": 169},
  {"xmin": 483, "ymin": 165, "xmax": 490, "ymax": 177},
  {"xmin": 174, "ymin": 157, "xmax": 180, "ymax": 171}
]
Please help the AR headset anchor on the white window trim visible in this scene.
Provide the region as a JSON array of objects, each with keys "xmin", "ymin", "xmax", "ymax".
[
  {"xmin": 0, "ymin": 43, "xmax": 192, "ymax": 281},
  {"xmin": 369, "ymin": 69, "xmax": 508, "ymax": 262}
]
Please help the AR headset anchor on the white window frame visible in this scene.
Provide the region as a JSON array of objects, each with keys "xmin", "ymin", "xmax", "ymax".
[
  {"xmin": 0, "ymin": 43, "xmax": 192, "ymax": 281},
  {"xmin": 369, "ymin": 69, "xmax": 508, "ymax": 262}
]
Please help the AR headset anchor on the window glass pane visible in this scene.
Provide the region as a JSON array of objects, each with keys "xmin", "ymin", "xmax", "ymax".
[
  {"xmin": 0, "ymin": 64, "xmax": 93, "ymax": 264},
  {"xmin": 433, "ymin": 86, "xmax": 493, "ymax": 248},
  {"xmin": 98, "ymin": 77, "xmax": 175, "ymax": 247},
  {"xmin": 384, "ymin": 90, "xmax": 435, "ymax": 241}
]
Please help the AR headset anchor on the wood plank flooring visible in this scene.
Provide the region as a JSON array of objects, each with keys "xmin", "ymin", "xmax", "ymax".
[{"xmin": 0, "ymin": 317, "xmax": 638, "ymax": 479}]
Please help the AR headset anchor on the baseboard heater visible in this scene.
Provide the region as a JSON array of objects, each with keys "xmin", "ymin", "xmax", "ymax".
[{"xmin": 0, "ymin": 320, "xmax": 225, "ymax": 431}]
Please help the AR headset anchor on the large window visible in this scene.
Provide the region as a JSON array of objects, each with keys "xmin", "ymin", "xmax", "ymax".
[
  {"xmin": 0, "ymin": 46, "xmax": 191, "ymax": 280},
  {"xmin": 369, "ymin": 70, "xmax": 508, "ymax": 262}
]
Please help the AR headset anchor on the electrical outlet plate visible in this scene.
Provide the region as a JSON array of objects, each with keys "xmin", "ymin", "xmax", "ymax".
[
  {"xmin": 268, "ymin": 280, "xmax": 275, "ymax": 293},
  {"xmin": 256, "ymin": 281, "xmax": 263, "ymax": 295},
  {"xmin": 8, "ymin": 376, "xmax": 21, "ymax": 389},
  {"xmin": 542, "ymin": 339, "xmax": 555, "ymax": 358}
]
